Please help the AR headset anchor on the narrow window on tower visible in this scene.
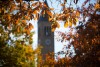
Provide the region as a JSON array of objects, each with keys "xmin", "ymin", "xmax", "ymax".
[
  {"xmin": 44, "ymin": 26, "xmax": 51, "ymax": 36},
  {"xmin": 38, "ymin": 27, "xmax": 41, "ymax": 36}
]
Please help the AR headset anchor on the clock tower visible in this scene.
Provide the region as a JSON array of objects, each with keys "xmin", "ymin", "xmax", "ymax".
[{"xmin": 38, "ymin": 0, "xmax": 54, "ymax": 59}]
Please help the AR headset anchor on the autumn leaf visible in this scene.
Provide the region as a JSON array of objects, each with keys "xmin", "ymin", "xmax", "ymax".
[
  {"xmin": 49, "ymin": 17, "xmax": 52, "ymax": 21},
  {"xmin": 22, "ymin": 20, "xmax": 26, "ymax": 23},
  {"xmin": 56, "ymin": 22, "xmax": 60, "ymax": 28},
  {"xmin": 75, "ymin": 18, "xmax": 78, "ymax": 22},
  {"xmin": 64, "ymin": 21, "xmax": 68, "ymax": 28},
  {"xmin": 17, "ymin": 26, "xmax": 20, "ymax": 33},
  {"xmin": 51, "ymin": 27, "xmax": 56, "ymax": 32},
  {"xmin": 46, "ymin": 10, "xmax": 53, "ymax": 17},
  {"xmin": 73, "ymin": 19, "xmax": 76, "ymax": 25},
  {"xmin": 42, "ymin": 10, "xmax": 45, "ymax": 15},
  {"xmin": 51, "ymin": 23, "xmax": 57, "ymax": 32},
  {"xmin": 7, "ymin": 14, "xmax": 11, "ymax": 21},
  {"xmin": 26, "ymin": 29, "xmax": 30, "ymax": 35},
  {"xmin": 15, "ymin": 19, "xmax": 19, "ymax": 24},
  {"xmin": 50, "ymin": 8, "xmax": 54, "ymax": 10},
  {"xmin": 32, "ymin": 10, "xmax": 37, "ymax": 14},
  {"xmin": 29, "ymin": 23, "xmax": 34, "ymax": 30},
  {"xmin": 25, "ymin": 16, "xmax": 30, "ymax": 20},
  {"xmin": 60, "ymin": 3, "xmax": 65, "ymax": 6},
  {"xmin": 95, "ymin": 3, "xmax": 100, "ymax": 9},
  {"xmin": 69, "ymin": 22, "xmax": 72, "ymax": 27},
  {"xmin": 76, "ymin": 11, "xmax": 80, "ymax": 17}
]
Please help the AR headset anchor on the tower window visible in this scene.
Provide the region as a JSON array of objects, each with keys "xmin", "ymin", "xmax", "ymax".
[{"xmin": 44, "ymin": 26, "xmax": 51, "ymax": 36}]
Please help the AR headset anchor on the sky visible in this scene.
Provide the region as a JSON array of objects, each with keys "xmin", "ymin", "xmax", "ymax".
[{"xmin": 31, "ymin": 0, "xmax": 97, "ymax": 58}]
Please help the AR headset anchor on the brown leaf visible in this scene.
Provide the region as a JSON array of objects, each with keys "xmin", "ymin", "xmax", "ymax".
[{"xmin": 46, "ymin": 10, "xmax": 52, "ymax": 17}]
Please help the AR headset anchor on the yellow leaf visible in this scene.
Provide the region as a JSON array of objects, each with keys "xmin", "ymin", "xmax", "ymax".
[
  {"xmin": 75, "ymin": 18, "xmax": 78, "ymax": 22},
  {"xmin": 49, "ymin": 17, "xmax": 52, "ymax": 21},
  {"xmin": 64, "ymin": 21, "xmax": 68, "ymax": 28},
  {"xmin": 56, "ymin": 22, "xmax": 60, "ymax": 28},
  {"xmin": 51, "ymin": 28, "xmax": 56, "ymax": 32},
  {"xmin": 69, "ymin": 22, "xmax": 72, "ymax": 27}
]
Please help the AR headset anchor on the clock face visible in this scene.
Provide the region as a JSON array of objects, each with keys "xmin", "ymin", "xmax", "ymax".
[{"xmin": 45, "ymin": 39, "xmax": 51, "ymax": 45}]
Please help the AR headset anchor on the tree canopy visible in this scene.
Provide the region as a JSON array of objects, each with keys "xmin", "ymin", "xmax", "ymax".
[{"xmin": 0, "ymin": 0, "xmax": 100, "ymax": 67}]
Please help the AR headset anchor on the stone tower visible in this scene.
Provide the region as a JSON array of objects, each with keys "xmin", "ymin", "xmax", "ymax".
[{"xmin": 38, "ymin": 0, "xmax": 54, "ymax": 59}]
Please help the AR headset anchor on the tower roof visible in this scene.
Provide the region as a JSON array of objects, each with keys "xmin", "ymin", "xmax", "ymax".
[{"xmin": 38, "ymin": 0, "xmax": 49, "ymax": 22}]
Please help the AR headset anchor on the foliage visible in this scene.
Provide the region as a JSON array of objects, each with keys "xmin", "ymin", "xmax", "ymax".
[
  {"xmin": 0, "ymin": 0, "xmax": 41, "ymax": 66},
  {"xmin": 0, "ymin": 0, "xmax": 100, "ymax": 67},
  {"xmin": 39, "ymin": 9, "xmax": 100, "ymax": 67},
  {"xmin": 38, "ymin": 0, "xmax": 100, "ymax": 67}
]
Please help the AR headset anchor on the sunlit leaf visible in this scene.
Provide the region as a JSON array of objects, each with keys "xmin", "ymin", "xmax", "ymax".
[
  {"xmin": 64, "ymin": 21, "xmax": 68, "ymax": 28},
  {"xmin": 76, "ymin": 11, "xmax": 80, "ymax": 17},
  {"xmin": 95, "ymin": 3, "xmax": 100, "ymax": 9},
  {"xmin": 48, "ymin": 17, "xmax": 52, "ymax": 21},
  {"xmin": 57, "ymin": 22, "xmax": 60, "ymax": 28},
  {"xmin": 51, "ymin": 27, "xmax": 56, "ymax": 32},
  {"xmin": 69, "ymin": 22, "xmax": 72, "ymax": 27}
]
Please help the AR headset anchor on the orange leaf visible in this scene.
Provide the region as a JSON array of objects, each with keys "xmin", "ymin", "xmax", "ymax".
[
  {"xmin": 60, "ymin": 4, "xmax": 65, "ymax": 6},
  {"xmin": 15, "ymin": 20, "xmax": 19, "ymax": 24},
  {"xmin": 76, "ymin": 11, "xmax": 80, "ymax": 17},
  {"xmin": 17, "ymin": 27, "xmax": 20, "ymax": 33},
  {"xmin": 46, "ymin": 10, "xmax": 52, "ymax": 17},
  {"xmin": 7, "ymin": 14, "xmax": 11, "ymax": 21},
  {"xmin": 22, "ymin": 20, "xmax": 26, "ymax": 23},
  {"xmin": 29, "ymin": 23, "xmax": 34, "ymax": 30},
  {"xmin": 51, "ymin": 28, "xmax": 56, "ymax": 32},
  {"xmin": 33, "ymin": 10, "xmax": 37, "ymax": 14},
  {"xmin": 95, "ymin": 3, "xmax": 100, "ymax": 9},
  {"xmin": 50, "ymin": 8, "xmax": 54, "ymax": 10}
]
